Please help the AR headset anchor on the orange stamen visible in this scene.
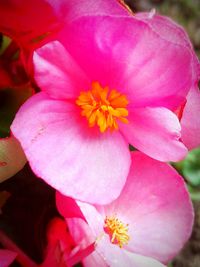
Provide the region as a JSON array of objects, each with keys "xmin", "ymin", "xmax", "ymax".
[{"xmin": 76, "ymin": 82, "xmax": 129, "ymax": 132}]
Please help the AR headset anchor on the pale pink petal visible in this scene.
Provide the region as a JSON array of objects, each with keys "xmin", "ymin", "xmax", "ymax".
[
  {"xmin": 11, "ymin": 92, "xmax": 131, "ymax": 204},
  {"xmin": 0, "ymin": 136, "xmax": 26, "ymax": 183},
  {"xmin": 58, "ymin": 16, "xmax": 193, "ymax": 109},
  {"xmin": 67, "ymin": 218, "xmax": 165, "ymax": 267},
  {"xmin": 103, "ymin": 152, "xmax": 193, "ymax": 263},
  {"xmin": 120, "ymin": 107, "xmax": 187, "ymax": 162},
  {"xmin": 181, "ymin": 85, "xmax": 200, "ymax": 150},
  {"xmin": 82, "ymin": 251, "xmax": 108, "ymax": 267},
  {"xmin": 97, "ymin": 237, "xmax": 166, "ymax": 267},
  {"xmin": 0, "ymin": 249, "xmax": 17, "ymax": 267},
  {"xmin": 34, "ymin": 41, "xmax": 90, "ymax": 100}
]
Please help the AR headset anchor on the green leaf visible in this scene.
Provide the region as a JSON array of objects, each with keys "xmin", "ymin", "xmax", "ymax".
[
  {"xmin": 0, "ymin": 35, "xmax": 11, "ymax": 56},
  {"xmin": 0, "ymin": 136, "xmax": 26, "ymax": 182},
  {"xmin": 0, "ymin": 85, "xmax": 33, "ymax": 138},
  {"xmin": 182, "ymin": 147, "xmax": 200, "ymax": 187}
]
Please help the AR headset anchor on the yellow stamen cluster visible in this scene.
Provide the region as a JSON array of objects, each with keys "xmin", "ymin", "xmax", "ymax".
[
  {"xmin": 76, "ymin": 82, "xmax": 129, "ymax": 133},
  {"xmin": 104, "ymin": 215, "xmax": 130, "ymax": 248}
]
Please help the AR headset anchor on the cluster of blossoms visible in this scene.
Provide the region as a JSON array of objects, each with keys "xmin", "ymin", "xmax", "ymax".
[{"xmin": 0, "ymin": 0, "xmax": 200, "ymax": 266}]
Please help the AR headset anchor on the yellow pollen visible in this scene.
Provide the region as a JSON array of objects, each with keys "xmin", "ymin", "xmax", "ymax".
[
  {"xmin": 104, "ymin": 215, "xmax": 130, "ymax": 248},
  {"xmin": 76, "ymin": 82, "xmax": 129, "ymax": 133}
]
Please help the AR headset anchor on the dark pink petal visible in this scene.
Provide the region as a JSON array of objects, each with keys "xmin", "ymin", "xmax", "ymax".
[
  {"xmin": 0, "ymin": 0, "xmax": 129, "ymax": 50},
  {"xmin": 33, "ymin": 41, "xmax": 90, "ymax": 100},
  {"xmin": 11, "ymin": 92, "xmax": 131, "ymax": 204},
  {"xmin": 0, "ymin": 249, "xmax": 17, "ymax": 267},
  {"xmin": 0, "ymin": 0, "xmax": 60, "ymax": 48},
  {"xmin": 58, "ymin": 16, "xmax": 193, "ymax": 109},
  {"xmin": 103, "ymin": 152, "xmax": 194, "ymax": 263},
  {"xmin": 41, "ymin": 218, "xmax": 73, "ymax": 267},
  {"xmin": 181, "ymin": 85, "xmax": 200, "ymax": 150},
  {"xmin": 56, "ymin": 192, "xmax": 85, "ymax": 220},
  {"xmin": 120, "ymin": 107, "xmax": 187, "ymax": 162}
]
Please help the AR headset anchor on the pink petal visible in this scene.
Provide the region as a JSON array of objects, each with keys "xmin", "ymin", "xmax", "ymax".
[
  {"xmin": 51, "ymin": 0, "xmax": 130, "ymax": 24},
  {"xmin": 97, "ymin": 238, "xmax": 166, "ymax": 267},
  {"xmin": 104, "ymin": 152, "xmax": 194, "ymax": 263},
  {"xmin": 120, "ymin": 106, "xmax": 187, "ymax": 162},
  {"xmin": 34, "ymin": 41, "xmax": 90, "ymax": 100},
  {"xmin": 0, "ymin": 136, "xmax": 26, "ymax": 183},
  {"xmin": 58, "ymin": 16, "xmax": 193, "ymax": 109},
  {"xmin": 135, "ymin": 12, "xmax": 200, "ymax": 78},
  {"xmin": 11, "ymin": 92, "xmax": 131, "ymax": 204},
  {"xmin": 0, "ymin": 249, "xmax": 17, "ymax": 267},
  {"xmin": 181, "ymin": 85, "xmax": 200, "ymax": 150}
]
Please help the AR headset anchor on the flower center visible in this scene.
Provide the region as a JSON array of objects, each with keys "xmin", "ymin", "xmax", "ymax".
[
  {"xmin": 104, "ymin": 215, "xmax": 130, "ymax": 248},
  {"xmin": 76, "ymin": 82, "xmax": 129, "ymax": 133}
]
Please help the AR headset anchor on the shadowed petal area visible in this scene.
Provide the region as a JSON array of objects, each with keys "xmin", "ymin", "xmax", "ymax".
[
  {"xmin": 58, "ymin": 15, "xmax": 193, "ymax": 110},
  {"xmin": 0, "ymin": 249, "xmax": 17, "ymax": 267},
  {"xmin": 181, "ymin": 85, "xmax": 200, "ymax": 150},
  {"xmin": 11, "ymin": 92, "xmax": 131, "ymax": 204},
  {"xmin": 120, "ymin": 107, "xmax": 188, "ymax": 162}
]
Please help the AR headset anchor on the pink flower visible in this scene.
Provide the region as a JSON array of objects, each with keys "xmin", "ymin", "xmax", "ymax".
[
  {"xmin": 0, "ymin": 249, "xmax": 17, "ymax": 267},
  {"xmin": 11, "ymin": 11, "xmax": 199, "ymax": 203},
  {"xmin": 56, "ymin": 152, "xmax": 194, "ymax": 267}
]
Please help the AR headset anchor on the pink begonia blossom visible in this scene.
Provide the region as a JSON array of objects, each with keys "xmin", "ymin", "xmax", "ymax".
[
  {"xmin": 11, "ymin": 12, "xmax": 199, "ymax": 203},
  {"xmin": 0, "ymin": 249, "xmax": 17, "ymax": 267},
  {"xmin": 56, "ymin": 152, "xmax": 194, "ymax": 267}
]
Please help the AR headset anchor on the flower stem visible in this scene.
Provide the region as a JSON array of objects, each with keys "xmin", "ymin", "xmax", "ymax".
[{"xmin": 0, "ymin": 230, "xmax": 38, "ymax": 267}]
